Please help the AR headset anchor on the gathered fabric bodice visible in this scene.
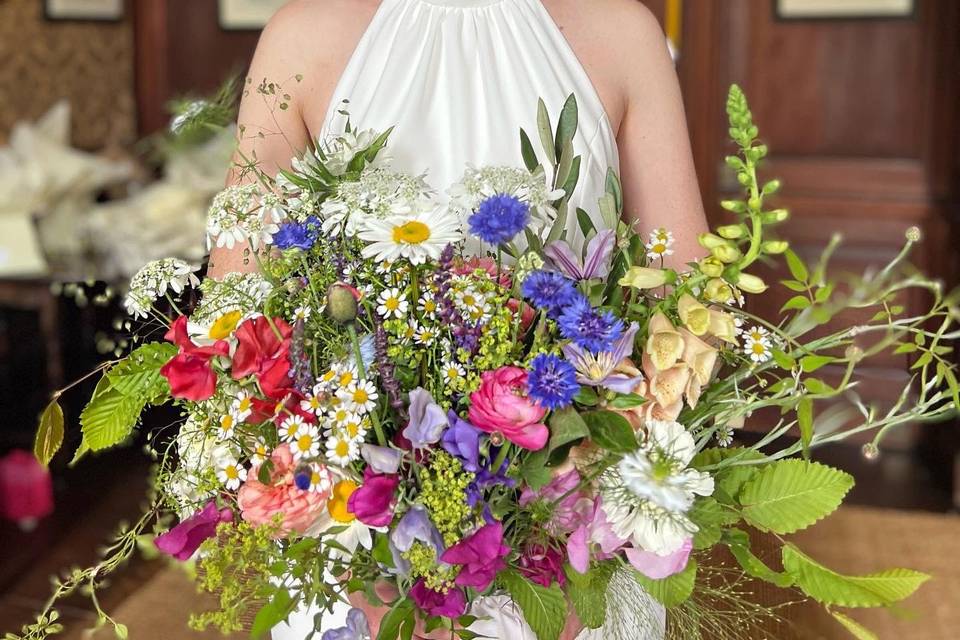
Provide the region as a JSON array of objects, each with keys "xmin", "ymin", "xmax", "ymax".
[{"xmin": 317, "ymin": 0, "xmax": 620, "ymax": 225}]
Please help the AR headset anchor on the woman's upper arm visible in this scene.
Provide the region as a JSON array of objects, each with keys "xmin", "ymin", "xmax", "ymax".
[
  {"xmin": 209, "ymin": 5, "xmax": 313, "ymax": 278},
  {"xmin": 614, "ymin": 4, "xmax": 708, "ymax": 266}
]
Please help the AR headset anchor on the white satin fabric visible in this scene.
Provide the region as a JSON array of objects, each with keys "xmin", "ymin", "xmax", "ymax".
[{"xmin": 273, "ymin": 1, "xmax": 663, "ymax": 638}]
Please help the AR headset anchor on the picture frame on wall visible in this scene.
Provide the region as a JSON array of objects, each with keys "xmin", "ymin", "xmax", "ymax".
[
  {"xmin": 775, "ymin": 0, "xmax": 915, "ymax": 20},
  {"xmin": 44, "ymin": 0, "xmax": 124, "ymax": 22},
  {"xmin": 218, "ymin": 0, "xmax": 289, "ymax": 31}
]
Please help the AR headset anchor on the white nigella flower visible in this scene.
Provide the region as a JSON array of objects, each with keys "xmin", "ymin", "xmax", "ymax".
[
  {"xmin": 447, "ymin": 165, "xmax": 564, "ymax": 234},
  {"xmin": 601, "ymin": 420, "xmax": 714, "ymax": 556},
  {"xmin": 124, "ymin": 258, "xmax": 200, "ymax": 319},
  {"xmin": 359, "ymin": 206, "xmax": 463, "ymax": 266},
  {"xmin": 206, "ymin": 184, "xmax": 284, "ymax": 250}
]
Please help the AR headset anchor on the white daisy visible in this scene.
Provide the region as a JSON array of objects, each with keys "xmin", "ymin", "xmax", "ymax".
[
  {"xmin": 414, "ymin": 325, "xmax": 438, "ymax": 346},
  {"xmin": 441, "ymin": 360, "xmax": 466, "ymax": 387},
  {"xmin": 340, "ymin": 416, "xmax": 369, "ymax": 442},
  {"xmin": 303, "ymin": 463, "xmax": 334, "ymax": 494},
  {"xmin": 419, "ymin": 294, "xmax": 440, "ymax": 319},
  {"xmin": 336, "ymin": 364, "xmax": 360, "ymax": 389},
  {"xmin": 649, "ymin": 228, "xmax": 674, "ymax": 245},
  {"xmin": 359, "ymin": 207, "xmax": 463, "ymax": 266},
  {"xmin": 326, "ymin": 433, "xmax": 360, "ymax": 466},
  {"xmin": 292, "ymin": 305, "xmax": 312, "ymax": 322},
  {"xmin": 377, "ymin": 287, "xmax": 409, "ymax": 319},
  {"xmin": 744, "ymin": 325, "xmax": 770, "ymax": 345},
  {"xmin": 231, "ymin": 392, "xmax": 254, "ymax": 422},
  {"xmin": 300, "ymin": 388, "xmax": 326, "ymax": 416},
  {"xmin": 216, "ymin": 457, "xmax": 247, "ymax": 491},
  {"xmin": 217, "ymin": 413, "xmax": 238, "ymax": 440},
  {"xmin": 328, "ymin": 405, "xmax": 358, "ymax": 427},
  {"xmin": 338, "ymin": 380, "xmax": 379, "ymax": 414},
  {"xmin": 279, "ymin": 414, "xmax": 308, "ymax": 443},
  {"xmin": 250, "ymin": 438, "xmax": 270, "ymax": 466},
  {"xmin": 317, "ymin": 369, "xmax": 339, "ymax": 390},
  {"xmin": 646, "ymin": 237, "xmax": 675, "ymax": 261},
  {"xmin": 744, "ymin": 338, "xmax": 772, "ymax": 364},
  {"xmin": 291, "ymin": 424, "xmax": 322, "ymax": 461}
]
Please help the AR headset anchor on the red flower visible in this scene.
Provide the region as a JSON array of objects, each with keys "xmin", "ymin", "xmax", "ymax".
[
  {"xmin": 232, "ymin": 317, "xmax": 293, "ymax": 397},
  {"xmin": 160, "ymin": 316, "xmax": 229, "ymax": 401},
  {"xmin": 506, "ymin": 298, "xmax": 536, "ymax": 332}
]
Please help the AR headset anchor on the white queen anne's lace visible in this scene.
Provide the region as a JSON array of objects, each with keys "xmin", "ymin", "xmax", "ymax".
[
  {"xmin": 320, "ymin": 166, "xmax": 433, "ymax": 235},
  {"xmin": 206, "ymin": 184, "xmax": 284, "ymax": 250},
  {"xmin": 123, "ymin": 258, "xmax": 200, "ymax": 319}
]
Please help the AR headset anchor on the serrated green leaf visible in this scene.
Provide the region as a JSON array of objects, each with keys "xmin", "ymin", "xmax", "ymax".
[
  {"xmin": 740, "ymin": 460, "xmax": 853, "ymax": 534},
  {"xmin": 582, "ymin": 410, "xmax": 637, "ymax": 453},
  {"xmin": 798, "ymin": 397, "xmax": 814, "ymax": 460},
  {"xmin": 782, "ymin": 544, "xmax": 929, "ymax": 608},
  {"xmin": 79, "ymin": 383, "xmax": 144, "ymax": 452},
  {"xmin": 537, "ymin": 99, "xmax": 556, "ymax": 166},
  {"xmin": 689, "ymin": 497, "xmax": 739, "ymax": 549},
  {"xmin": 801, "ymin": 355, "xmax": 836, "ymax": 373},
  {"xmin": 377, "ymin": 598, "xmax": 415, "ymax": 640},
  {"xmin": 518, "ymin": 448, "xmax": 552, "ymax": 491},
  {"xmin": 519, "ymin": 128, "xmax": 539, "ymax": 172},
  {"xmin": 631, "ymin": 558, "xmax": 697, "ymax": 608},
  {"xmin": 34, "ymin": 398, "xmax": 64, "ymax": 466},
  {"xmin": 500, "ymin": 570, "xmax": 567, "ymax": 640},
  {"xmin": 830, "ymin": 611, "xmax": 878, "ymax": 640},
  {"xmin": 107, "ymin": 343, "xmax": 177, "ymax": 403},
  {"xmin": 721, "ymin": 529, "xmax": 794, "ymax": 588},
  {"xmin": 785, "ymin": 249, "xmax": 809, "ymax": 282},
  {"xmin": 565, "ymin": 562, "xmax": 615, "ymax": 629}
]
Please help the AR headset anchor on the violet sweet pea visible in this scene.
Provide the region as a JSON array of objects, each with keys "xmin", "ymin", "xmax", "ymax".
[
  {"xmin": 544, "ymin": 229, "xmax": 615, "ymax": 281},
  {"xmin": 360, "ymin": 444, "xmax": 403, "ymax": 475},
  {"xmin": 347, "ymin": 468, "xmax": 399, "ymax": 528},
  {"xmin": 154, "ymin": 501, "xmax": 233, "ymax": 561},
  {"xmin": 626, "ymin": 538, "xmax": 693, "ymax": 580},
  {"xmin": 320, "ymin": 608, "xmax": 371, "ymax": 640},
  {"xmin": 402, "ymin": 387, "xmax": 448, "ymax": 449},
  {"xmin": 442, "ymin": 411, "xmax": 482, "ymax": 473},
  {"xmin": 391, "ymin": 505, "xmax": 445, "ymax": 556},
  {"xmin": 441, "ymin": 522, "xmax": 510, "ymax": 590},
  {"xmin": 410, "ymin": 579, "xmax": 467, "ymax": 618},
  {"xmin": 562, "ymin": 322, "xmax": 643, "ymax": 393}
]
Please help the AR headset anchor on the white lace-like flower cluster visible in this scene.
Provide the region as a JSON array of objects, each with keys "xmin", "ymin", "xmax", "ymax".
[
  {"xmin": 192, "ymin": 272, "xmax": 274, "ymax": 325},
  {"xmin": 293, "ymin": 128, "xmax": 393, "ymax": 178},
  {"xmin": 123, "ymin": 258, "xmax": 200, "ymax": 319},
  {"xmin": 168, "ymin": 416, "xmax": 238, "ymax": 517},
  {"xmin": 602, "ymin": 420, "xmax": 714, "ymax": 556},
  {"xmin": 320, "ymin": 166, "xmax": 433, "ymax": 235},
  {"xmin": 447, "ymin": 165, "xmax": 565, "ymax": 233},
  {"xmin": 206, "ymin": 184, "xmax": 285, "ymax": 250}
]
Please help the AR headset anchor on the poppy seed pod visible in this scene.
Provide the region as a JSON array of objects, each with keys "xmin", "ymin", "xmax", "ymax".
[{"xmin": 327, "ymin": 283, "xmax": 360, "ymax": 324}]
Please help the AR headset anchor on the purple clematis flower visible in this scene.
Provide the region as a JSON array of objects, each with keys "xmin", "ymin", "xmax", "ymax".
[
  {"xmin": 544, "ymin": 229, "xmax": 616, "ymax": 281},
  {"xmin": 441, "ymin": 521, "xmax": 510, "ymax": 591},
  {"xmin": 360, "ymin": 444, "xmax": 403, "ymax": 475},
  {"xmin": 442, "ymin": 411, "xmax": 482, "ymax": 473},
  {"xmin": 154, "ymin": 501, "xmax": 233, "ymax": 561},
  {"xmin": 562, "ymin": 321, "xmax": 643, "ymax": 393},
  {"xmin": 321, "ymin": 608, "xmax": 371, "ymax": 640},
  {"xmin": 402, "ymin": 387, "xmax": 448, "ymax": 449}
]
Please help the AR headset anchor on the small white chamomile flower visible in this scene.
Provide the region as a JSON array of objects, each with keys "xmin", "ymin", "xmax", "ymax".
[
  {"xmin": 217, "ymin": 457, "xmax": 247, "ymax": 490},
  {"xmin": 280, "ymin": 414, "xmax": 308, "ymax": 442},
  {"xmin": 250, "ymin": 439, "xmax": 270, "ymax": 466},
  {"xmin": 338, "ymin": 379, "xmax": 379, "ymax": 414},
  {"xmin": 217, "ymin": 414, "xmax": 238, "ymax": 440},
  {"xmin": 326, "ymin": 433, "xmax": 360, "ymax": 466},
  {"xmin": 441, "ymin": 360, "xmax": 466, "ymax": 387},
  {"xmin": 377, "ymin": 287, "xmax": 409, "ymax": 319},
  {"xmin": 292, "ymin": 305, "xmax": 312, "ymax": 322},
  {"xmin": 231, "ymin": 392, "xmax": 254, "ymax": 421},
  {"xmin": 291, "ymin": 424, "xmax": 322, "ymax": 461},
  {"xmin": 744, "ymin": 339, "xmax": 772, "ymax": 364}
]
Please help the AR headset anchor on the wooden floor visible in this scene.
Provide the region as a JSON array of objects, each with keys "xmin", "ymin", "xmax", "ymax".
[{"xmin": 1, "ymin": 445, "xmax": 958, "ymax": 639}]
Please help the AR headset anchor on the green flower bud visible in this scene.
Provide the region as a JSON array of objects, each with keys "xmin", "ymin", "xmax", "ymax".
[
  {"xmin": 705, "ymin": 278, "xmax": 734, "ymax": 303},
  {"xmin": 711, "ymin": 244, "xmax": 742, "ymax": 264},
  {"xmin": 748, "ymin": 196, "xmax": 762, "ymax": 211},
  {"xmin": 326, "ymin": 283, "xmax": 359, "ymax": 324},
  {"xmin": 761, "ymin": 209, "xmax": 790, "ymax": 224},
  {"xmin": 762, "ymin": 240, "xmax": 789, "ymax": 254},
  {"xmin": 763, "ymin": 179, "xmax": 781, "ymax": 195},
  {"xmin": 737, "ymin": 272, "xmax": 768, "ymax": 294},
  {"xmin": 619, "ymin": 267, "xmax": 669, "ymax": 290},
  {"xmin": 717, "ymin": 224, "xmax": 745, "ymax": 240},
  {"xmin": 721, "ymin": 200, "xmax": 745, "ymax": 213},
  {"xmin": 699, "ymin": 256, "xmax": 725, "ymax": 278},
  {"xmin": 698, "ymin": 233, "xmax": 727, "ymax": 250}
]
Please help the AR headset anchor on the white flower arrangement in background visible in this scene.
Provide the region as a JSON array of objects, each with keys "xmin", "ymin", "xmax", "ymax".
[{"xmin": 123, "ymin": 258, "xmax": 200, "ymax": 319}]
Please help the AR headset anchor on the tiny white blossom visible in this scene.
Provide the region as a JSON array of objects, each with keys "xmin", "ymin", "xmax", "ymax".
[
  {"xmin": 291, "ymin": 424, "xmax": 322, "ymax": 461},
  {"xmin": 280, "ymin": 414, "xmax": 308, "ymax": 443},
  {"xmin": 217, "ymin": 457, "xmax": 247, "ymax": 491},
  {"xmin": 124, "ymin": 259, "xmax": 200, "ymax": 319},
  {"xmin": 338, "ymin": 379, "xmax": 379, "ymax": 414},
  {"xmin": 377, "ymin": 287, "xmax": 409, "ymax": 319}
]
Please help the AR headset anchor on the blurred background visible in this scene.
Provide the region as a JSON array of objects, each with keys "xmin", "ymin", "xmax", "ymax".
[{"xmin": 0, "ymin": 0, "xmax": 957, "ymax": 638}]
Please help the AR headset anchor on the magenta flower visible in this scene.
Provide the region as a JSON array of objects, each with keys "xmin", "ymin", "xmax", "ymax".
[
  {"xmin": 625, "ymin": 538, "xmax": 693, "ymax": 580},
  {"xmin": 567, "ymin": 497, "xmax": 627, "ymax": 574},
  {"xmin": 409, "ymin": 579, "xmax": 467, "ymax": 618},
  {"xmin": 154, "ymin": 501, "xmax": 233, "ymax": 561},
  {"xmin": 544, "ymin": 229, "xmax": 616, "ymax": 281},
  {"xmin": 347, "ymin": 468, "xmax": 399, "ymax": 527},
  {"xmin": 518, "ymin": 543, "xmax": 567, "ymax": 588},
  {"xmin": 441, "ymin": 521, "xmax": 510, "ymax": 591}
]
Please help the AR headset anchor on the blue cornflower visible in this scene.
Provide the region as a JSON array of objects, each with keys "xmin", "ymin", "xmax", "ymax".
[
  {"xmin": 521, "ymin": 270, "xmax": 580, "ymax": 318},
  {"xmin": 557, "ymin": 296, "xmax": 625, "ymax": 353},
  {"xmin": 468, "ymin": 193, "xmax": 530, "ymax": 245},
  {"xmin": 527, "ymin": 353, "xmax": 581, "ymax": 410},
  {"xmin": 272, "ymin": 216, "xmax": 321, "ymax": 250}
]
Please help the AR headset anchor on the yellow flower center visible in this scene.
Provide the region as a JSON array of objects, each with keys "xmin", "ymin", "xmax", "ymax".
[
  {"xmin": 225, "ymin": 466, "xmax": 239, "ymax": 480},
  {"xmin": 652, "ymin": 243, "xmax": 667, "ymax": 254},
  {"xmin": 345, "ymin": 422, "xmax": 361, "ymax": 438},
  {"xmin": 446, "ymin": 368, "xmax": 460, "ymax": 379},
  {"xmin": 353, "ymin": 389, "xmax": 369, "ymax": 404},
  {"xmin": 392, "ymin": 220, "xmax": 431, "ymax": 244},
  {"xmin": 237, "ymin": 397, "xmax": 252, "ymax": 413},
  {"xmin": 752, "ymin": 343, "xmax": 767, "ymax": 355},
  {"xmin": 424, "ymin": 300, "xmax": 436, "ymax": 312},
  {"xmin": 339, "ymin": 372, "xmax": 355, "ymax": 387},
  {"xmin": 328, "ymin": 480, "xmax": 358, "ymax": 523},
  {"xmin": 335, "ymin": 440, "xmax": 350, "ymax": 458},
  {"xmin": 209, "ymin": 311, "xmax": 242, "ymax": 340},
  {"xmin": 385, "ymin": 297, "xmax": 400, "ymax": 311},
  {"xmin": 297, "ymin": 434, "xmax": 314, "ymax": 452},
  {"xmin": 220, "ymin": 415, "xmax": 234, "ymax": 432}
]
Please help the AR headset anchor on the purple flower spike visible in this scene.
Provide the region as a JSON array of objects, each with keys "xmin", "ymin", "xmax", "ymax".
[
  {"xmin": 544, "ymin": 229, "xmax": 616, "ymax": 281},
  {"xmin": 154, "ymin": 501, "xmax": 233, "ymax": 561}
]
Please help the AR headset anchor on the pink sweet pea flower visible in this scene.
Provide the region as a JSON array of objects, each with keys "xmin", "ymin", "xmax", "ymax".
[
  {"xmin": 410, "ymin": 579, "xmax": 467, "ymax": 618},
  {"xmin": 154, "ymin": 501, "xmax": 233, "ymax": 561},
  {"xmin": 625, "ymin": 538, "xmax": 693, "ymax": 580},
  {"xmin": 347, "ymin": 467, "xmax": 399, "ymax": 527},
  {"xmin": 441, "ymin": 521, "xmax": 510, "ymax": 591},
  {"xmin": 567, "ymin": 497, "xmax": 627, "ymax": 574},
  {"xmin": 468, "ymin": 367, "xmax": 548, "ymax": 451}
]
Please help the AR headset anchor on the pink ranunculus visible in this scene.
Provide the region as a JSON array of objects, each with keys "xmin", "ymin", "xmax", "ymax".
[
  {"xmin": 518, "ymin": 543, "xmax": 567, "ymax": 588},
  {"xmin": 625, "ymin": 538, "xmax": 693, "ymax": 580},
  {"xmin": 154, "ymin": 501, "xmax": 233, "ymax": 561},
  {"xmin": 468, "ymin": 367, "xmax": 548, "ymax": 451},
  {"xmin": 347, "ymin": 467, "xmax": 399, "ymax": 528},
  {"xmin": 409, "ymin": 579, "xmax": 467, "ymax": 618},
  {"xmin": 238, "ymin": 444, "xmax": 331, "ymax": 536}
]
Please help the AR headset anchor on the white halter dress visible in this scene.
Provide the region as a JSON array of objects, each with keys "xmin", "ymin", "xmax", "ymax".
[{"xmin": 273, "ymin": 0, "xmax": 665, "ymax": 637}]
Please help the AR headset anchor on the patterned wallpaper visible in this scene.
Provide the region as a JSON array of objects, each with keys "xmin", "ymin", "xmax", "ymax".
[{"xmin": 0, "ymin": 0, "xmax": 136, "ymax": 149}]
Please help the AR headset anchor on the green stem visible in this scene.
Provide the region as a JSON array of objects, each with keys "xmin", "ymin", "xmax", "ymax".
[
  {"xmin": 348, "ymin": 323, "xmax": 386, "ymax": 446},
  {"xmin": 492, "ymin": 442, "xmax": 511, "ymax": 473}
]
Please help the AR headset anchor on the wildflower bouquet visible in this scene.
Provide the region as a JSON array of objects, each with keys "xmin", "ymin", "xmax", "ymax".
[{"xmin": 24, "ymin": 86, "xmax": 958, "ymax": 640}]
